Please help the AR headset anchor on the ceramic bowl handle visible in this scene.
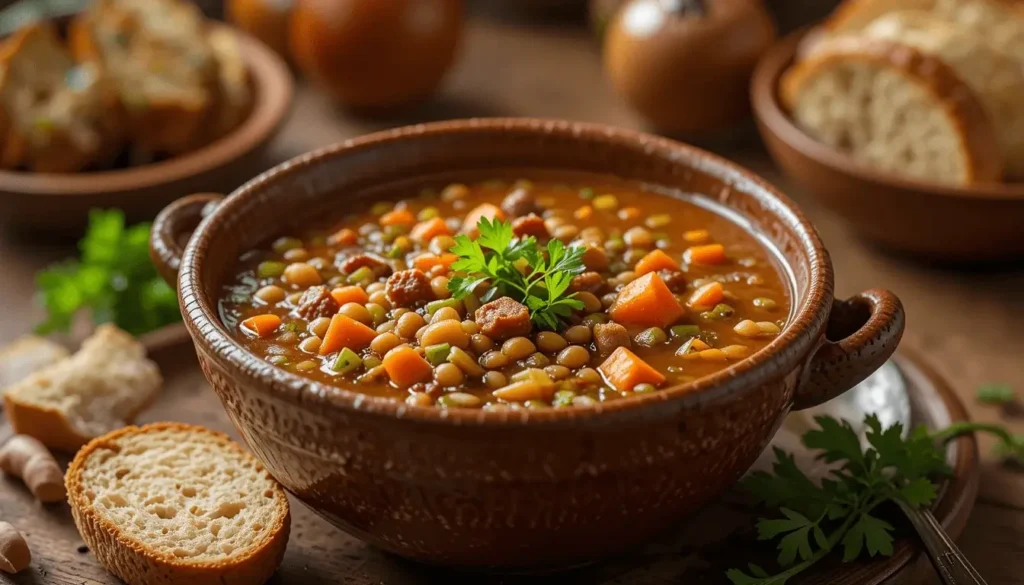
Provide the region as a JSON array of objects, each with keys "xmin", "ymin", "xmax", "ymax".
[
  {"xmin": 150, "ymin": 193, "xmax": 224, "ymax": 286},
  {"xmin": 793, "ymin": 289, "xmax": 905, "ymax": 411}
]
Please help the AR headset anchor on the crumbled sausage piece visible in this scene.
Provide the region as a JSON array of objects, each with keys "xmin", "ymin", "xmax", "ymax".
[
  {"xmin": 500, "ymin": 188, "xmax": 539, "ymax": 217},
  {"xmin": 594, "ymin": 322, "xmax": 631, "ymax": 357},
  {"xmin": 581, "ymin": 244, "xmax": 609, "ymax": 271},
  {"xmin": 511, "ymin": 214, "xmax": 548, "ymax": 239},
  {"xmin": 658, "ymin": 270, "xmax": 688, "ymax": 293},
  {"xmin": 570, "ymin": 271, "xmax": 604, "ymax": 294},
  {"xmin": 294, "ymin": 286, "xmax": 339, "ymax": 320},
  {"xmin": 475, "ymin": 297, "xmax": 532, "ymax": 341},
  {"xmin": 337, "ymin": 253, "xmax": 392, "ymax": 277},
  {"xmin": 385, "ymin": 269, "xmax": 434, "ymax": 308}
]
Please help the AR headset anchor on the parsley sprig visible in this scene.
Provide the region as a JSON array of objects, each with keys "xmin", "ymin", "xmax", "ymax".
[
  {"xmin": 729, "ymin": 414, "xmax": 1024, "ymax": 585},
  {"xmin": 447, "ymin": 217, "xmax": 586, "ymax": 330}
]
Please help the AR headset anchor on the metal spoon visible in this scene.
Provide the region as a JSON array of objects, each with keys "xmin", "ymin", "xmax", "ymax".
[{"xmin": 897, "ymin": 500, "xmax": 988, "ymax": 585}]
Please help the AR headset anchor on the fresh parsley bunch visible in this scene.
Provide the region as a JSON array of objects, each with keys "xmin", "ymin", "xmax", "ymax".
[
  {"xmin": 36, "ymin": 209, "xmax": 181, "ymax": 336},
  {"xmin": 729, "ymin": 414, "xmax": 1024, "ymax": 585},
  {"xmin": 447, "ymin": 217, "xmax": 586, "ymax": 330}
]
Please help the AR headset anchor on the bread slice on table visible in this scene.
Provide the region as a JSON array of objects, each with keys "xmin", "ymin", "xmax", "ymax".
[
  {"xmin": 3, "ymin": 324, "xmax": 162, "ymax": 453},
  {"xmin": 68, "ymin": 0, "xmax": 220, "ymax": 160},
  {"xmin": 862, "ymin": 11, "xmax": 1024, "ymax": 177},
  {"xmin": 0, "ymin": 23, "xmax": 123, "ymax": 172},
  {"xmin": 66, "ymin": 423, "xmax": 291, "ymax": 585},
  {"xmin": 781, "ymin": 36, "xmax": 1004, "ymax": 185},
  {"xmin": 0, "ymin": 335, "xmax": 69, "ymax": 390}
]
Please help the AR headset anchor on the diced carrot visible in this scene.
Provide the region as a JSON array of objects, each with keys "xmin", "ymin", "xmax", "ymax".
[
  {"xmin": 462, "ymin": 203, "xmax": 505, "ymax": 235},
  {"xmin": 683, "ymin": 244, "xmax": 726, "ymax": 265},
  {"xmin": 240, "ymin": 314, "xmax": 282, "ymax": 338},
  {"xmin": 412, "ymin": 253, "xmax": 458, "ymax": 273},
  {"xmin": 683, "ymin": 229, "xmax": 710, "ymax": 244},
  {"xmin": 618, "ymin": 207, "xmax": 641, "ymax": 221},
  {"xmin": 598, "ymin": 347, "xmax": 666, "ymax": 391},
  {"xmin": 687, "ymin": 281, "xmax": 724, "ymax": 309},
  {"xmin": 319, "ymin": 314, "xmax": 377, "ymax": 355},
  {"xmin": 634, "ymin": 249, "xmax": 681, "ymax": 275},
  {"xmin": 380, "ymin": 209, "xmax": 416, "ymax": 227},
  {"xmin": 382, "ymin": 345, "xmax": 434, "ymax": 387},
  {"xmin": 574, "ymin": 205, "xmax": 593, "ymax": 220},
  {"xmin": 330, "ymin": 285, "xmax": 369, "ymax": 306},
  {"xmin": 410, "ymin": 217, "xmax": 452, "ymax": 242},
  {"xmin": 328, "ymin": 228, "xmax": 358, "ymax": 246},
  {"xmin": 609, "ymin": 272, "xmax": 684, "ymax": 328}
]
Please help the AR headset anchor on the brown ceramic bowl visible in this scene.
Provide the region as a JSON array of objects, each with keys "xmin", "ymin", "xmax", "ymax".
[
  {"xmin": 752, "ymin": 28, "xmax": 1024, "ymax": 261},
  {"xmin": 0, "ymin": 23, "xmax": 293, "ymax": 235},
  {"xmin": 150, "ymin": 118, "xmax": 904, "ymax": 570}
]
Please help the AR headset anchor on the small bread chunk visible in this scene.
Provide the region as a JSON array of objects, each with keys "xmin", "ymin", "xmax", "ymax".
[
  {"xmin": 781, "ymin": 36, "xmax": 1003, "ymax": 185},
  {"xmin": 3, "ymin": 325, "xmax": 162, "ymax": 453},
  {"xmin": 66, "ymin": 423, "xmax": 290, "ymax": 585},
  {"xmin": 0, "ymin": 335, "xmax": 69, "ymax": 390}
]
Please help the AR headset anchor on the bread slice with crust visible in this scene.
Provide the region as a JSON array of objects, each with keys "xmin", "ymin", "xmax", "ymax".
[
  {"xmin": 203, "ymin": 26, "xmax": 252, "ymax": 144},
  {"xmin": 66, "ymin": 423, "xmax": 290, "ymax": 585},
  {"xmin": 0, "ymin": 23, "xmax": 123, "ymax": 172},
  {"xmin": 862, "ymin": 11, "xmax": 1024, "ymax": 177},
  {"xmin": 3, "ymin": 324, "xmax": 162, "ymax": 453},
  {"xmin": 68, "ymin": 0, "xmax": 219, "ymax": 160},
  {"xmin": 781, "ymin": 36, "xmax": 1004, "ymax": 185}
]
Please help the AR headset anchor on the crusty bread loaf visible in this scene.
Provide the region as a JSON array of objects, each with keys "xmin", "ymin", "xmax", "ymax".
[
  {"xmin": 862, "ymin": 11, "xmax": 1024, "ymax": 177},
  {"xmin": 0, "ymin": 23, "xmax": 123, "ymax": 172},
  {"xmin": 3, "ymin": 325, "xmax": 162, "ymax": 453},
  {"xmin": 781, "ymin": 36, "xmax": 1004, "ymax": 185},
  {"xmin": 203, "ymin": 26, "xmax": 252, "ymax": 144},
  {"xmin": 68, "ymin": 0, "xmax": 219, "ymax": 159},
  {"xmin": 0, "ymin": 335, "xmax": 69, "ymax": 389},
  {"xmin": 66, "ymin": 423, "xmax": 290, "ymax": 585},
  {"xmin": 825, "ymin": 0, "xmax": 1024, "ymax": 62}
]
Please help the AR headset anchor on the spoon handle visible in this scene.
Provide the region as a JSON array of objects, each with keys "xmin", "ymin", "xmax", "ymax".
[{"xmin": 897, "ymin": 501, "xmax": 988, "ymax": 585}]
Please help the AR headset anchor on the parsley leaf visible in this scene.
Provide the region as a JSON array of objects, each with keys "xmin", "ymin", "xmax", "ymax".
[
  {"xmin": 447, "ymin": 217, "xmax": 586, "ymax": 329},
  {"xmin": 35, "ymin": 209, "xmax": 181, "ymax": 336},
  {"xmin": 728, "ymin": 414, "xmax": 1023, "ymax": 585}
]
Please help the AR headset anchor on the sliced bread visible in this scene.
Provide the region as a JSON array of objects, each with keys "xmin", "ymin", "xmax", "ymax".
[
  {"xmin": 0, "ymin": 23, "xmax": 123, "ymax": 172},
  {"xmin": 3, "ymin": 324, "xmax": 162, "ymax": 453},
  {"xmin": 68, "ymin": 0, "xmax": 219, "ymax": 159},
  {"xmin": 66, "ymin": 423, "xmax": 290, "ymax": 585},
  {"xmin": 781, "ymin": 36, "xmax": 1004, "ymax": 185},
  {"xmin": 862, "ymin": 11, "xmax": 1024, "ymax": 177},
  {"xmin": 0, "ymin": 335, "xmax": 69, "ymax": 390}
]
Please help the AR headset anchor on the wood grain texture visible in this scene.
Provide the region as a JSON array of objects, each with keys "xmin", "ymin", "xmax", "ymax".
[{"xmin": 0, "ymin": 17, "xmax": 1021, "ymax": 585}]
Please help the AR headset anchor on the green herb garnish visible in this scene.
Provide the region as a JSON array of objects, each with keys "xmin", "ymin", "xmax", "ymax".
[
  {"xmin": 977, "ymin": 384, "xmax": 1015, "ymax": 405},
  {"xmin": 728, "ymin": 414, "xmax": 1023, "ymax": 585},
  {"xmin": 35, "ymin": 209, "xmax": 181, "ymax": 336},
  {"xmin": 447, "ymin": 217, "xmax": 586, "ymax": 330}
]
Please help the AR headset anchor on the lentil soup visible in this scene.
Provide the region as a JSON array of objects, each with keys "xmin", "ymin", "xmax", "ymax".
[{"xmin": 219, "ymin": 174, "xmax": 791, "ymax": 409}]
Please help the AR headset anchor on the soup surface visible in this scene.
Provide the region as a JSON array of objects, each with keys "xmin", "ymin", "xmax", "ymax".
[{"xmin": 220, "ymin": 174, "xmax": 791, "ymax": 409}]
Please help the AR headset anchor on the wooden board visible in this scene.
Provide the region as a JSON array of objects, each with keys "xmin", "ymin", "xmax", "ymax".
[{"xmin": 0, "ymin": 335, "xmax": 978, "ymax": 585}]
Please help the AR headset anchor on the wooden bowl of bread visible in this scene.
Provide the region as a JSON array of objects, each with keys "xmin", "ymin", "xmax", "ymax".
[
  {"xmin": 0, "ymin": 0, "xmax": 293, "ymax": 234},
  {"xmin": 752, "ymin": 0, "xmax": 1024, "ymax": 260}
]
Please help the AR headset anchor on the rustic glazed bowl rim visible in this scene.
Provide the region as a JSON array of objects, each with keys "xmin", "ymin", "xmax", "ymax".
[
  {"xmin": 0, "ymin": 24, "xmax": 293, "ymax": 195},
  {"xmin": 752, "ymin": 27, "xmax": 1024, "ymax": 201},
  {"xmin": 179, "ymin": 118, "xmax": 834, "ymax": 426}
]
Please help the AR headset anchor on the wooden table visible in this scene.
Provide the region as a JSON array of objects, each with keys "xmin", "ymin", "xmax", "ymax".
[{"xmin": 1, "ymin": 18, "xmax": 1022, "ymax": 584}]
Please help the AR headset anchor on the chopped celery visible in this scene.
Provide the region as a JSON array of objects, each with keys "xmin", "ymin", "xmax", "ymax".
[
  {"xmin": 425, "ymin": 297, "xmax": 460, "ymax": 315},
  {"xmin": 332, "ymin": 348, "xmax": 362, "ymax": 374},
  {"xmin": 425, "ymin": 343, "xmax": 451, "ymax": 366}
]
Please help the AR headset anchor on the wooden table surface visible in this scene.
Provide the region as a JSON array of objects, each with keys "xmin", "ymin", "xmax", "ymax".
[{"xmin": 1, "ymin": 18, "xmax": 1022, "ymax": 584}]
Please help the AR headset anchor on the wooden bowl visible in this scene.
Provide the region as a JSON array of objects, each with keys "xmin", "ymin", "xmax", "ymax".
[
  {"xmin": 150, "ymin": 118, "xmax": 905, "ymax": 569},
  {"xmin": 751, "ymin": 28, "xmax": 1024, "ymax": 261},
  {"xmin": 0, "ymin": 23, "xmax": 293, "ymax": 235}
]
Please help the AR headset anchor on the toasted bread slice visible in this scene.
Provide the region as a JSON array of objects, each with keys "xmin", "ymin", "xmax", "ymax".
[
  {"xmin": 0, "ymin": 23, "xmax": 123, "ymax": 172},
  {"xmin": 0, "ymin": 335, "xmax": 69, "ymax": 390},
  {"xmin": 781, "ymin": 36, "xmax": 1003, "ymax": 185},
  {"xmin": 68, "ymin": 0, "xmax": 219, "ymax": 159},
  {"xmin": 3, "ymin": 325, "xmax": 162, "ymax": 453},
  {"xmin": 203, "ymin": 26, "xmax": 252, "ymax": 144},
  {"xmin": 66, "ymin": 423, "xmax": 290, "ymax": 585},
  {"xmin": 863, "ymin": 11, "xmax": 1024, "ymax": 177}
]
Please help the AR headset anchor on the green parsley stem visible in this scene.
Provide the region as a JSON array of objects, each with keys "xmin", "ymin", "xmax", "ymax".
[{"xmin": 930, "ymin": 422, "xmax": 1015, "ymax": 446}]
